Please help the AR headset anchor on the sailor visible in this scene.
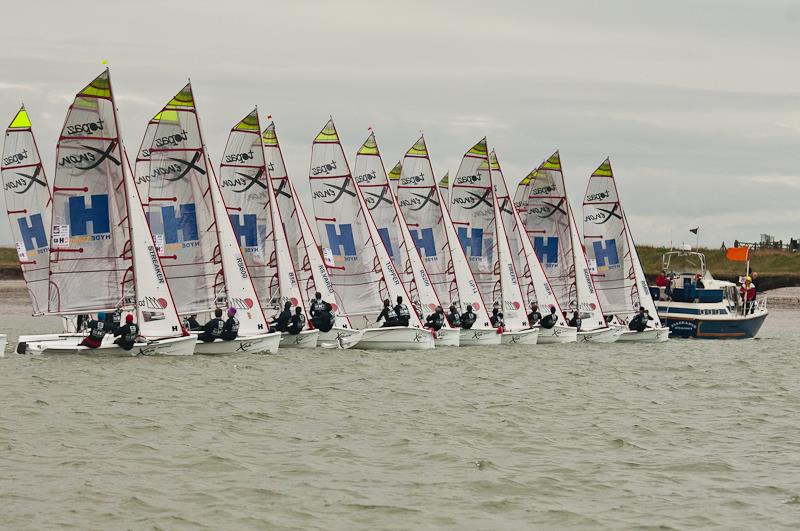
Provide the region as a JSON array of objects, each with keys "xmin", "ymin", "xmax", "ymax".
[
  {"xmin": 446, "ymin": 305, "xmax": 461, "ymax": 328},
  {"xmin": 628, "ymin": 307, "xmax": 652, "ymax": 332},
  {"xmin": 394, "ymin": 296, "xmax": 411, "ymax": 327},
  {"xmin": 221, "ymin": 307, "xmax": 239, "ymax": 340},
  {"xmin": 424, "ymin": 306, "xmax": 445, "ymax": 331},
  {"xmin": 490, "ymin": 307, "xmax": 505, "ymax": 330},
  {"xmin": 287, "ymin": 307, "xmax": 306, "ymax": 335},
  {"xmin": 186, "ymin": 314, "xmax": 202, "ymax": 331},
  {"xmin": 310, "ymin": 292, "xmax": 336, "ymax": 331},
  {"xmin": 539, "ymin": 306, "xmax": 558, "ymax": 329},
  {"xmin": 568, "ymin": 310, "xmax": 582, "ymax": 332},
  {"xmin": 460, "ymin": 304, "xmax": 477, "ymax": 330},
  {"xmin": 272, "ymin": 301, "xmax": 292, "ymax": 333},
  {"xmin": 104, "ymin": 309, "xmax": 122, "ymax": 334},
  {"xmin": 377, "ymin": 299, "xmax": 400, "ymax": 327},
  {"xmin": 79, "ymin": 312, "xmax": 108, "ymax": 348},
  {"xmin": 113, "ymin": 314, "xmax": 140, "ymax": 351},
  {"xmin": 199, "ymin": 309, "xmax": 225, "ymax": 342},
  {"xmin": 527, "ymin": 303, "xmax": 542, "ymax": 326}
]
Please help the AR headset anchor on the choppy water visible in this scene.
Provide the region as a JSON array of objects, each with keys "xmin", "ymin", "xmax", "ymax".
[{"xmin": 1, "ymin": 306, "xmax": 799, "ymax": 530}]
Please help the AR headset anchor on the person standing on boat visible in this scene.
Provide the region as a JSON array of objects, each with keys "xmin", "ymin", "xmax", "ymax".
[
  {"xmin": 740, "ymin": 276, "xmax": 756, "ymax": 314},
  {"xmin": 539, "ymin": 306, "xmax": 558, "ymax": 329},
  {"xmin": 446, "ymin": 305, "xmax": 461, "ymax": 328},
  {"xmin": 309, "ymin": 292, "xmax": 336, "ymax": 331},
  {"xmin": 78, "ymin": 312, "xmax": 108, "ymax": 348},
  {"xmin": 287, "ymin": 307, "xmax": 306, "ymax": 335},
  {"xmin": 568, "ymin": 310, "xmax": 582, "ymax": 332},
  {"xmin": 460, "ymin": 305, "xmax": 477, "ymax": 329},
  {"xmin": 628, "ymin": 307, "xmax": 652, "ymax": 332},
  {"xmin": 394, "ymin": 296, "xmax": 411, "ymax": 327},
  {"xmin": 272, "ymin": 301, "xmax": 292, "ymax": 333},
  {"xmin": 199, "ymin": 309, "xmax": 225, "ymax": 342},
  {"xmin": 424, "ymin": 306, "xmax": 445, "ymax": 331},
  {"xmin": 377, "ymin": 299, "xmax": 400, "ymax": 327},
  {"xmin": 527, "ymin": 303, "xmax": 542, "ymax": 326},
  {"xmin": 221, "ymin": 308, "xmax": 239, "ymax": 340},
  {"xmin": 113, "ymin": 314, "xmax": 140, "ymax": 351}
]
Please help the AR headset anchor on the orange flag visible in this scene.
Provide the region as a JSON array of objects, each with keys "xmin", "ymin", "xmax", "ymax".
[{"xmin": 726, "ymin": 247, "xmax": 750, "ymax": 262}]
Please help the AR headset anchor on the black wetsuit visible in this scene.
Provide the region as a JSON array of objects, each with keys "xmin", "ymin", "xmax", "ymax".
[
  {"xmin": 447, "ymin": 311, "xmax": 461, "ymax": 328},
  {"xmin": 199, "ymin": 318, "xmax": 224, "ymax": 342},
  {"xmin": 628, "ymin": 313, "xmax": 652, "ymax": 332},
  {"xmin": 273, "ymin": 309, "xmax": 292, "ymax": 333},
  {"xmin": 113, "ymin": 323, "xmax": 139, "ymax": 351},
  {"xmin": 527, "ymin": 310, "xmax": 542, "ymax": 326},
  {"xmin": 310, "ymin": 299, "xmax": 335, "ymax": 332},
  {"xmin": 287, "ymin": 313, "xmax": 306, "ymax": 335},
  {"xmin": 79, "ymin": 320, "xmax": 107, "ymax": 348},
  {"xmin": 425, "ymin": 311, "xmax": 444, "ymax": 331},
  {"xmin": 568, "ymin": 316, "xmax": 582, "ymax": 332},
  {"xmin": 105, "ymin": 312, "xmax": 121, "ymax": 334},
  {"xmin": 395, "ymin": 303, "xmax": 411, "ymax": 327},
  {"xmin": 221, "ymin": 317, "xmax": 239, "ymax": 340},
  {"xmin": 460, "ymin": 310, "xmax": 476, "ymax": 330},
  {"xmin": 539, "ymin": 313, "xmax": 557, "ymax": 329},
  {"xmin": 186, "ymin": 316, "xmax": 202, "ymax": 331},
  {"xmin": 490, "ymin": 311, "xmax": 505, "ymax": 329},
  {"xmin": 377, "ymin": 306, "xmax": 399, "ymax": 327}
]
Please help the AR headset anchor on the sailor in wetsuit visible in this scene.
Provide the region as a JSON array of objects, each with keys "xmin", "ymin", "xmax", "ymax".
[
  {"xmin": 394, "ymin": 296, "xmax": 411, "ymax": 327},
  {"xmin": 199, "ymin": 309, "xmax": 225, "ymax": 342},
  {"xmin": 79, "ymin": 312, "xmax": 108, "ymax": 348},
  {"xmin": 272, "ymin": 301, "xmax": 292, "ymax": 333},
  {"xmin": 287, "ymin": 307, "xmax": 306, "ymax": 335},
  {"xmin": 446, "ymin": 305, "xmax": 461, "ymax": 328},
  {"xmin": 221, "ymin": 307, "xmax": 239, "ymax": 340},
  {"xmin": 104, "ymin": 310, "xmax": 121, "ymax": 335},
  {"xmin": 377, "ymin": 299, "xmax": 400, "ymax": 327},
  {"xmin": 460, "ymin": 305, "xmax": 477, "ymax": 330},
  {"xmin": 113, "ymin": 314, "xmax": 139, "ymax": 351},
  {"xmin": 527, "ymin": 303, "xmax": 542, "ymax": 326},
  {"xmin": 539, "ymin": 306, "xmax": 558, "ymax": 329},
  {"xmin": 568, "ymin": 310, "xmax": 582, "ymax": 332},
  {"xmin": 186, "ymin": 314, "xmax": 202, "ymax": 331},
  {"xmin": 424, "ymin": 306, "xmax": 445, "ymax": 331},
  {"xmin": 309, "ymin": 292, "xmax": 336, "ymax": 332},
  {"xmin": 490, "ymin": 307, "xmax": 505, "ymax": 330},
  {"xmin": 628, "ymin": 307, "xmax": 653, "ymax": 332}
]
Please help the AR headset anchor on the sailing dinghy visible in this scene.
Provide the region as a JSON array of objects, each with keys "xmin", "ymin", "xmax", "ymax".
[
  {"xmin": 582, "ymin": 159, "xmax": 669, "ymax": 342},
  {"xmin": 27, "ymin": 70, "xmax": 194, "ymax": 356},
  {"xmin": 262, "ymin": 121, "xmax": 362, "ymax": 348},
  {"xmin": 354, "ymin": 132, "xmax": 459, "ymax": 346},
  {"xmin": 135, "ymin": 85, "xmax": 278, "ymax": 354},
  {"xmin": 521, "ymin": 152, "xmax": 620, "ymax": 342},
  {"xmin": 396, "ymin": 136, "xmax": 500, "ymax": 346},
  {"xmin": 309, "ymin": 119, "xmax": 434, "ymax": 350}
]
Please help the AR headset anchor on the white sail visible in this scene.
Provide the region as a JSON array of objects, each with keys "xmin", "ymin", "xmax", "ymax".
[
  {"xmin": 134, "ymin": 84, "xmax": 218, "ymax": 315},
  {"xmin": 396, "ymin": 136, "xmax": 491, "ymax": 327},
  {"xmin": 49, "ymin": 71, "xmax": 130, "ymax": 314},
  {"xmin": 582, "ymin": 159, "xmax": 661, "ymax": 326},
  {"xmin": 491, "ymin": 152, "xmax": 566, "ymax": 325},
  {"xmin": 387, "ymin": 160, "xmax": 401, "ymax": 194},
  {"xmin": 1, "ymin": 106, "xmax": 52, "ymax": 314},
  {"xmin": 568, "ymin": 205, "xmax": 608, "ymax": 331},
  {"xmin": 309, "ymin": 119, "xmax": 421, "ymax": 327},
  {"xmin": 354, "ymin": 132, "xmax": 448, "ymax": 321},
  {"xmin": 261, "ymin": 122, "xmax": 348, "ymax": 325},
  {"xmin": 438, "ymin": 171, "xmax": 450, "ymax": 205}
]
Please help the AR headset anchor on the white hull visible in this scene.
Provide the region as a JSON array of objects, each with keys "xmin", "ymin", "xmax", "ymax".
[
  {"xmin": 501, "ymin": 328, "xmax": 539, "ymax": 345},
  {"xmin": 460, "ymin": 327, "xmax": 502, "ymax": 346},
  {"xmin": 433, "ymin": 327, "xmax": 460, "ymax": 347},
  {"xmin": 17, "ymin": 333, "xmax": 85, "ymax": 354},
  {"xmin": 317, "ymin": 327, "xmax": 364, "ymax": 349},
  {"xmin": 28, "ymin": 335, "xmax": 196, "ymax": 357},
  {"xmin": 577, "ymin": 327, "xmax": 623, "ymax": 343},
  {"xmin": 193, "ymin": 332, "xmax": 280, "ymax": 354},
  {"xmin": 537, "ymin": 325, "xmax": 578, "ymax": 344},
  {"xmin": 0, "ymin": 334, "xmax": 5, "ymax": 358},
  {"xmin": 279, "ymin": 329, "xmax": 319, "ymax": 349},
  {"xmin": 617, "ymin": 327, "xmax": 670, "ymax": 343},
  {"xmin": 357, "ymin": 327, "xmax": 435, "ymax": 350}
]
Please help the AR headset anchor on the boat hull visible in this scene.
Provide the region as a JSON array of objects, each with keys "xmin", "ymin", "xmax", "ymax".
[
  {"xmin": 28, "ymin": 335, "xmax": 196, "ymax": 356},
  {"xmin": 617, "ymin": 327, "xmax": 670, "ymax": 342},
  {"xmin": 357, "ymin": 327, "xmax": 435, "ymax": 350},
  {"xmin": 460, "ymin": 327, "xmax": 502, "ymax": 346},
  {"xmin": 501, "ymin": 328, "xmax": 539, "ymax": 345},
  {"xmin": 577, "ymin": 327, "xmax": 622, "ymax": 343},
  {"xmin": 433, "ymin": 327, "xmax": 460, "ymax": 347},
  {"xmin": 193, "ymin": 332, "xmax": 281, "ymax": 354},
  {"xmin": 279, "ymin": 329, "xmax": 319, "ymax": 349},
  {"xmin": 317, "ymin": 327, "xmax": 364, "ymax": 349},
  {"xmin": 660, "ymin": 310, "xmax": 768, "ymax": 339},
  {"xmin": 17, "ymin": 333, "xmax": 85, "ymax": 354},
  {"xmin": 537, "ymin": 325, "xmax": 577, "ymax": 344}
]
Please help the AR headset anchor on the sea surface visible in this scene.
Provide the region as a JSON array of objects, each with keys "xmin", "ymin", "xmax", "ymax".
[{"xmin": 1, "ymin": 293, "xmax": 799, "ymax": 529}]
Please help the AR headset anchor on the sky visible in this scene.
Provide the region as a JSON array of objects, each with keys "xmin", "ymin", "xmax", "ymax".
[{"xmin": 1, "ymin": 0, "xmax": 798, "ymax": 248}]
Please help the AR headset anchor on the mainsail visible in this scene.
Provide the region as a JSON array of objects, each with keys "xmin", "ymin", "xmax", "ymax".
[
  {"xmin": 438, "ymin": 171, "xmax": 450, "ymax": 204},
  {"xmin": 309, "ymin": 119, "xmax": 421, "ymax": 327},
  {"xmin": 134, "ymin": 84, "xmax": 218, "ymax": 315},
  {"xmin": 396, "ymin": 136, "xmax": 491, "ymax": 327},
  {"xmin": 387, "ymin": 160, "xmax": 401, "ymax": 194},
  {"xmin": 261, "ymin": 121, "xmax": 347, "ymax": 325},
  {"xmin": 2, "ymin": 106, "xmax": 52, "ymax": 314},
  {"xmin": 353, "ymin": 132, "xmax": 446, "ymax": 319},
  {"xmin": 582, "ymin": 159, "xmax": 661, "ymax": 326}
]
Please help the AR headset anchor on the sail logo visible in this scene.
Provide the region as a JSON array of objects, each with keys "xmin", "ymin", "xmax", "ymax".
[
  {"xmin": 317, "ymin": 179, "xmax": 355, "ymax": 204},
  {"xmin": 161, "ymin": 204, "xmax": 198, "ymax": 244},
  {"xmin": 137, "ymin": 161, "xmax": 185, "ymax": 185},
  {"xmin": 145, "ymin": 245, "xmax": 166, "ymax": 284},
  {"xmin": 229, "ymin": 296, "xmax": 255, "ymax": 310},
  {"xmin": 451, "ymin": 195, "xmax": 478, "ymax": 206},
  {"xmin": 140, "ymin": 148, "xmax": 152, "ymax": 159},
  {"xmin": 325, "ymin": 224, "xmax": 357, "ymax": 257},
  {"xmin": 141, "ymin": 295, "xmax": 169, "ymax": 309},
  {"xmin": 311, "ymin": 159, "xmax": 338, "ymax": 176},
  {"xmin": 409, "ymin": 228, "xmax": 436, "ymax": 257},
  {"xmin": 224, "ymin": 149, "xmax": 255, "ymax": 164},
  {"xmin": 58, "ymin": 142, "xmax": 120, "ymax": 170},
  {"xmin": 585, "ymin": 189, "xmax": 610, "ymax": 202},
  {"xmin": 586, "ymin": 204, "xmax": 622, "ymax": 225},
  {"xmin": 533, "ymin": 236, "xmax": 559, "ymax": 265},
  {"xmin": 154, "ymin": 130, "xmax": 189, "ymax": 148},
  {"xmin": 355, "ymin": 170, "xmax": 377, "ymax": 184},
  {"xmin": 68, "ymin": 194, "xmax": 110, "ymax": 237},
  {"xmin": 17, "ymin": 213, "xmax": 48, "ymax": 251},
  {"xmin": 400, "ymin": 172, "xmax": 424, "ymax": 185},
  {"xmin": 532, "ymin": 184, "xmax": 557, "ymax": 195},
  {"xmin": 455, "ymin": 174, "xmax": 479, "ymax": 185},
  {"xmin": 363, "ymin": 186, "xmax": 392, "ymax": 210},
  {"xmin": 457, "ymin": 227, "xmax": 484, "ymax": 257},
  {"xmin": 65, "ymin": 119, "xmax": 104, "ymax": 136},
  {"xmin": 592, "ymin": 239, "xmax": 620, "ymax": 271},
  {"xmin": 223, "ymin": 169, "xmax": 266, "ymax": 193},
  {"xmin": 3, "ymin": 149, "xmax": 28, "ymax": 166},
  {"xmin": 4, "ymin": 165, "xmax": 46, "ymax": 194}
]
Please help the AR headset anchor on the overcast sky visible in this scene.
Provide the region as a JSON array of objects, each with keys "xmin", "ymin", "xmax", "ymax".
[{"xmin": 2, "ymin": 0, "xmax": 798, "ymax": 248}]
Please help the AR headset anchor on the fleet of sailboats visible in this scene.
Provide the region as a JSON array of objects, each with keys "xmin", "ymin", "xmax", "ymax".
[{"xmin": 0, "ymin": 69, "xmax": 670, "ymax": 355}]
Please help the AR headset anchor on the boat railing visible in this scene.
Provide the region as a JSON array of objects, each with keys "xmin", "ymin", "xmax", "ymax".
[{"xmin": 736, "ymin": 295, "xmax": 767, "ymax": 316}]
